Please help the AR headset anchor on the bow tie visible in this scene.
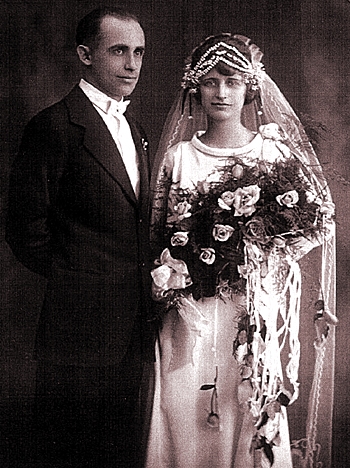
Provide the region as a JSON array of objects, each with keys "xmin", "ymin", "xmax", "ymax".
[{"xmin": 108, "ymin": 99, "xmax": 130, "ymax": 116}]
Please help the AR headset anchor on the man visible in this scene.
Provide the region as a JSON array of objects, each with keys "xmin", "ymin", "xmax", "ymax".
[{"xmin": 6, "ymin": 7, "xmax": 153, "ymax": 467}]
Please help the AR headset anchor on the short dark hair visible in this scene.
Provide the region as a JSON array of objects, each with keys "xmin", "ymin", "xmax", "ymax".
[{"xmin": 75, "ymin": 7, "xmax": 141, "ymax": 48}]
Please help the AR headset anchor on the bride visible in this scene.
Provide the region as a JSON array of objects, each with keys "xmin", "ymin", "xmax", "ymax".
[{"xmin": 146, "ymin": 34, "xmax": 336, "ymax": 467}]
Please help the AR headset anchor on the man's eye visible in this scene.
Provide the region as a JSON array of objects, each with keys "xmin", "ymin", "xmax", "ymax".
[{"xmin": 135, "ymin": 50, "xmax": 144, "ymax": 57}]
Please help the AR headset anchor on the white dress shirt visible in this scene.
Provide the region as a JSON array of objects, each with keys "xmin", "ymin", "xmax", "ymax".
[{"xmin": 79, "ymin": 79, "xmax": 140, "ymax": 198}]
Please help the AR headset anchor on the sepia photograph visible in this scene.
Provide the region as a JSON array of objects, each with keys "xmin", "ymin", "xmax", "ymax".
[{"xmin": 1, "ymin": 1, "xmax": 349, "ymax": 467}]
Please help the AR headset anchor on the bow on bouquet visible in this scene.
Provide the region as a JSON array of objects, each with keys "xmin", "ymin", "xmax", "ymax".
[{"xmin": 151, "ymin": 155, "xmax": 334, "ymax": 303}]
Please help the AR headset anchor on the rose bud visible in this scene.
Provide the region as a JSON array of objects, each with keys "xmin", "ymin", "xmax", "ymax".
[
  {"xmin": 207, "ymin": 412, "xmax": 220, "ymax": 428},
  {"xmin": 272, "ymin": 236, "xmax": 286, "ymax": 247},
  {"xmin": 231, "ymin": 164, "xmax": 244, "ymax": 179},
  {"xmin": 314, "ymin": 300, "xmax": 325, "ymax": 311}
]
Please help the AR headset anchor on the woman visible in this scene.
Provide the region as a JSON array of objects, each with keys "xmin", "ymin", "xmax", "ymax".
[{"xmin": 146, "ymin": 34, "xmax": 336, "ymax": 467}]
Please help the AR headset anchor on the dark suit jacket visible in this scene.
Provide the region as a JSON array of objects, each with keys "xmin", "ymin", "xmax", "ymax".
[{"xmin": 6, "ymin": 85, "xmax": 153, "ymax": 366}]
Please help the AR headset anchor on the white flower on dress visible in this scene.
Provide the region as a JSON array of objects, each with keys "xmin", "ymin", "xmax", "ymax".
[
  {"xmin": 199, "ymin": 248, "xmax": 216, "ymax": 265},
  {"xmin": 276, "ymin": 190, "xmax": 299, "ymax": 208},
  {"xmin": 171, "ymin": 231, "xmax": 189, "ymax": 247},
  {"xmin": 218, "ymin": 191, "xmax": 235, "ymax": 210},
  {"xmin": 233, "ymin": 185, "xmax": 261, "ymax": 216},
  {"xmin": 259, "ymin": 123, "xmax": 283, "ymax": 141},
  {"xmin": 174, "ymin": 201, "xmax": 192, "ymax": 220},
  {"xmin": 212, "ymin": 224, "xmax": 235, "ymax": 242},
  {"xmin": 151, "ymin": 248, "xmax": 192, "ymax": 299}
]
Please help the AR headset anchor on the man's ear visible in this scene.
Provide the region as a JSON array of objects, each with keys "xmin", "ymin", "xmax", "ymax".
[{"xmin": 77, "ymin": 45, "xmax": 92, "ymax": 65}]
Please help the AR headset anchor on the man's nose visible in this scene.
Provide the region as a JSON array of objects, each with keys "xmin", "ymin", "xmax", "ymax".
[{"xmin": 124, "ymin": 53, "xmax": 137, "ymax": 70}]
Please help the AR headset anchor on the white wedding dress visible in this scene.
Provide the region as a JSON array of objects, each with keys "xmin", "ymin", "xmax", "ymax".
[{"xmin": 146, "ymin": 128, "xmax": 304, "ymax": 468}]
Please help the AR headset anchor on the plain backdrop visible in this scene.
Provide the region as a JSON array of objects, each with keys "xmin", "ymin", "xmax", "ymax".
[{"xmin": 1, "ymin": 1, "xmax": 349, "ymax": 466}]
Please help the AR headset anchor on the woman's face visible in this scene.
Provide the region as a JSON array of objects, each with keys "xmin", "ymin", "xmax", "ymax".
[{"xmin": 199, "ymin": 68, "xmax": 247, "ymax": 121}]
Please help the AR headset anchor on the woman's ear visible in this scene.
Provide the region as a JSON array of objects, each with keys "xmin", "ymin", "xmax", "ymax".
[{"xmin": 76, "ymin": 45, "xmax": 92, "ymax": 65}]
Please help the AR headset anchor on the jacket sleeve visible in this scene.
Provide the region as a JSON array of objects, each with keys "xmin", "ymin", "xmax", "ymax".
[{"xmin": 6, "ymin": 109, "xmax": 67, "ymax": 277}]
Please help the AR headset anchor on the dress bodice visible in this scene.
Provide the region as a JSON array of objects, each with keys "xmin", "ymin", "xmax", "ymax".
[{"xmin": 164, "ymin": 124, "xmax": 290, "ymax": 190}]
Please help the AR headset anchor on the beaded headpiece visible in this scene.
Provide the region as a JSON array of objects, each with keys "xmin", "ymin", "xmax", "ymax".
[{"xmin": 181, "ymin": 34, "xmax": 264, "ymax": 92}]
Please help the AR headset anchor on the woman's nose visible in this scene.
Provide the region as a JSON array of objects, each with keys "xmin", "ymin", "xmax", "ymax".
[{"xmin": 216, "ymin": 84, "xmax": 227, "ymax": 99}]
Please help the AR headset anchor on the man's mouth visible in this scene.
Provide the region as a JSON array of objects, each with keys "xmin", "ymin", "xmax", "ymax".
[{"xmin": 118, "ymin": 76, "xmax": 137, "ymax": 81}]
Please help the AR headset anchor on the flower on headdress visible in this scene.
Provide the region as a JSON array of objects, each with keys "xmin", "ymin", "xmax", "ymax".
[
  {"xmin": 218, "ymin": 191, "xmax": 235, "ymax": 210},
  {"xmin": 171, "ymin": 231, "xmax": 189, "ymax": 247},
  {"xmin": 151, "ymin": 248, "xmax": 192, "ymax": 298},
  {"xmin": 233, "ymin": 185, "xmax": 261, "ymax": 216},
  {"xmin": 199, "ymin": 248, "xmax": 216, "ymax": 265},
  {"xmin": 212, "ymin": 224, "xmax": 235, "ymax": 242},
  {"xmin": 276, "ymin": 190, "xmax": 299, "ymax": 208}
]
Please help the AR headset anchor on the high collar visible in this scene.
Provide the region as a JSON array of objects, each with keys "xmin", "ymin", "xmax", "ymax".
[
  {"xmin": 191, "ymin": 130, "xmax": 261, "ymax": 157},
  {"xmin": 79, "ymin": 79, "xmax": 130, "ymax": 115}
]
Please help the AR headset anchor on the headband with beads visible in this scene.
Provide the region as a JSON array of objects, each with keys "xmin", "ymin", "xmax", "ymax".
[{"xmin": 181, "ymin": 39, "xmax": 263, "ymax": 92}]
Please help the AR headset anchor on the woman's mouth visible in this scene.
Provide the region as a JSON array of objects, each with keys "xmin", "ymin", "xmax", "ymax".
[{"xmin": 212, "ymin": 103, "xmax": 231, "ymax": 108}]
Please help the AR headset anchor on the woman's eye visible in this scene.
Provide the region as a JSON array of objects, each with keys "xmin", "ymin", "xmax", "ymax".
[
  {"xmin": 227, "ymin": 79, "xmax": 241, "ymax": 86},
  {"xmin": 203, "ymin": 80, "xmax": 216, "ymax": 87}
]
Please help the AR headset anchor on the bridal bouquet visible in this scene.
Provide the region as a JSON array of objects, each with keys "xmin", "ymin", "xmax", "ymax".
[{"xmin": 151, "ymin": 155, "xmax": 333, "ymax": 302}]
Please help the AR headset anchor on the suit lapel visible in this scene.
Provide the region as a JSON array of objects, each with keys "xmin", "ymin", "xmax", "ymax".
[
  {"xmin": 127, "ymin": 116, "xmax": 150, "ymax": 205},
  {"xmin": 65, "ymin": 86, "xmax": 138, "ymax": 205}
]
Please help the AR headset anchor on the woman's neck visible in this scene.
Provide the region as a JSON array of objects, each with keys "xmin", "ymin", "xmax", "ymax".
[{"xmin": 199, "ymin": 118, "xmax": 254, "ymax": 149}]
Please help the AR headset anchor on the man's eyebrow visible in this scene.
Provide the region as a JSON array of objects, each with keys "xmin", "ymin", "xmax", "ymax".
[
  {"xmin": 108, "ymin": 44, "xmax": 145, "ymax": 52},
  {"xmin": 109, "ymin": 44, "xmax": 128, "ymax": 51}
]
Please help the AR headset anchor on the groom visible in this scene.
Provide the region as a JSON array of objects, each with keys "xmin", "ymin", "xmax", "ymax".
[{"xmin": 6, "ymin": 7, "xmax": 153, "ymax": 467}]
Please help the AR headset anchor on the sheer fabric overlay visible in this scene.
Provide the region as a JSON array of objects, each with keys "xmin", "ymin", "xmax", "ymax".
[{"xmin": 149, "ymin": 63, "xmax": 336, "ymax": 467}]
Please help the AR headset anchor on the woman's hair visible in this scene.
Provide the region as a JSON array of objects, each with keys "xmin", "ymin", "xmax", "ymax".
[
  {"xmin": 75, "ymin": 7, "xmax": 141, "ymax": 49},
  {"xmin": 190, "ymin": 33, "xmax": 259, "ymax": 105}
]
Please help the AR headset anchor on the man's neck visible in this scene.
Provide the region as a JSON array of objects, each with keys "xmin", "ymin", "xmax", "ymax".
[{"xmin": 81, "ymin": 77, "xmax": 123, "ymax": 102}]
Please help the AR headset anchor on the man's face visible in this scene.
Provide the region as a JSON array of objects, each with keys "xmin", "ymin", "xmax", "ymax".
[{"xmin": 79, "ymin": 16, "xmax": 145, "ymax": 100}]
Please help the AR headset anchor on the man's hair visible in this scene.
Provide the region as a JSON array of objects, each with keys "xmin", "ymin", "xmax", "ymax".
[{"xmin": 75, "ymin": 7, "xmax": 141, "ymax": 48}]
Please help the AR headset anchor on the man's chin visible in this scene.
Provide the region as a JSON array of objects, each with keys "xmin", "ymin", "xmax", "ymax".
[{"xmin": 114, "ymin": 83, "xmax": 138, "ymax": 99}]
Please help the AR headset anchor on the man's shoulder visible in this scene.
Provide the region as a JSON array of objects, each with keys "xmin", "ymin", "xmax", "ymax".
[
  {"xmin": 27, "ymin": 85, "xmax": 91, "ymax": 131},
  {"xmin": 33, "ymin": 85, "xmax": 82, "ymax": 117}
]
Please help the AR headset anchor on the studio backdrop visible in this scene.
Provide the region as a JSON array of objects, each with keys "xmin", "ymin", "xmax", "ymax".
[{"xmin": 1, "ymin": 1, "xmax": 349, "ymax": 467}]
